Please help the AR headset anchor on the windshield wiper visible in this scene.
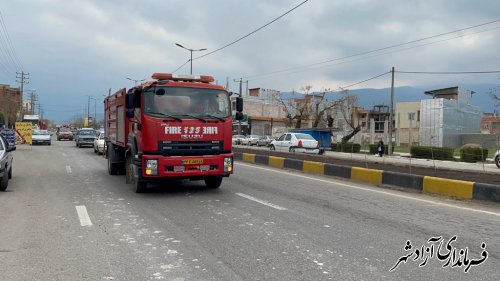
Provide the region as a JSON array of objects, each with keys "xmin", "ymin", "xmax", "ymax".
[
  {"xmin": 198, "ymin": 114, "xmax": 225, "ymax": 121},
  {"xmin": 148, "ymin": 112, "xmax": 183, "ymax": 121},
  {"xmin": 171, "ymin": 114, "xmax": 208, "ymax": 122}
]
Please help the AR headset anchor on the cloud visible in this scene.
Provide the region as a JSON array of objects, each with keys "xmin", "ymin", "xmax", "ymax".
[{"xmin": 1, "ymin": 0, "xmax": 500, "ymax": 121}]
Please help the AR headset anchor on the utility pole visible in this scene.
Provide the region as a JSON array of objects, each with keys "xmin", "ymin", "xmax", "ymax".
[
  {"xmin": 233, "ymin": 78, "xmax": 243, "ymax": 135},
  {"xmin": 16, "ymin": 72, "xmax": 29, "ymax": 122},
  {"xmin": 2, "ymin": 87, "xmax": 7, "ymax": 128},
  {"xmin": 87, "ymin": 95, "xmax": 91, "ymax": 127},
  {"xmin": 388, "ymin": 66, "xmax": 395, "ymax": 156}
]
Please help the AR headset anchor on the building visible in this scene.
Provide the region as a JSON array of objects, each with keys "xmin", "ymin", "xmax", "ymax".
[
  {"xmin": 419, "ymin": 87, "xmax": 482, "ymax": 147},
  {"xmin": 338, "ymin": 105, "xmax": 390, "ymax": 144},
  {"xmin": 0, "ymin": 84, "xmax": 22, "ymax": 128},
  {"xmin": 481, "ymin": 113, "xmax": 500, "ymax": 134},
  {"xmin": 231, "ymin": 88, "xmax": 288, "ymax": 136},
  {"xmin": 395, "ymin": 102, "xmax": 420, "ymax": 146}
]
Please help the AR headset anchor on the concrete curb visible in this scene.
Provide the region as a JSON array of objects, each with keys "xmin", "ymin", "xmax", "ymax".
[{"xmin": 235, "ymin": 152, "xmax": 500, "ymax": 204}]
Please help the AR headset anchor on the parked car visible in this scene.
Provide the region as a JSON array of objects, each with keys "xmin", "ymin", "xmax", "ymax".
[
  {"xmin": 495, "ymin": 150, "xmax": 500, "ymax": 168},
  {"xmin": 75, "ymin": 128, "xmax": 96, "ymax": 148},
  {"xmin": 56, "ymin": 127, "xmax": 73, "ymax": 141},
  {"xmin": 32, "ymin": 129, "xmax": 52, "ymax": 145},
  {"xmin": 232, "ymin": 135, "xmax": 245, "ymax": 145},
  {"xmin": 257, "ymin": 136, "xmax": 274, "ymax": 147},
  {"xmin": 241, "ymin": 135, "xmax": 260, "ymax": 146},
  {"xmin": 0, "ymin": 134, "xmax": 15, "ymax": 191},
  {"xmin": 270, "ymin": 133, "xmax": 319, "ymax": 154},
  {"xmin": 94, "ymin": 131, "xmax": 105, "ymax": 154}
]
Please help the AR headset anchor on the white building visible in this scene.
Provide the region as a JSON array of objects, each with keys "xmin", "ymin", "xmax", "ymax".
[{"xmin": 419, "ymin": 87, "xmax": 482, "ymax": 147}]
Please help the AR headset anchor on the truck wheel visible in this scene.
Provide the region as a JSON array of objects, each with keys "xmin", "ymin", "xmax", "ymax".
[
  {"xmin": 107, "ymin": 145, "xmax": 120, "ymax": 175},
  {"xmin": 125, "ymin": 154, "xmax": 147, "ymax": 192},
  {"xmin": 205, "ymin": 176, "xmax": 222, "ymax": 189},
  {"xmin": 496, "ymin": 156, "xmax": 500, "ymax": 169},
  {"xmin": 0, "ymin": 174, "xmax": 8, "ymax": 191},
  {"xmin": 125, "ymin": 155, "xmax": 133, "ymax": 184}
]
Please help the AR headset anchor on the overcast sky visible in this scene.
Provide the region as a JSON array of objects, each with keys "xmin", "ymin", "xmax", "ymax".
[{"xmin": 1, "ymin": 0, "xmax": 500, "ymax": 122}]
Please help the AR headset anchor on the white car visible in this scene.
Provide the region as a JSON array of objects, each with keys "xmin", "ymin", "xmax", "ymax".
[
  {"xmin": 241, "ymin": 135, "xmax": 260, "ymax": 146},
  {"xmin": 94, "ymin": 131, "xmax": 105, "ymax": 154},
  {"xmin": 32, "ymin": 129, "xmax": 51, "ymax": 145},
  {"xmin": 232, "ymin": 135, "xmax": 245, "ymax": 145},
  {"xmin": 495, "ymin": 150, "xmax": 500, "ymax": 168},
  {"xmin": 270, "ymin": 133, "xmax": 319, "ymax": 154}
]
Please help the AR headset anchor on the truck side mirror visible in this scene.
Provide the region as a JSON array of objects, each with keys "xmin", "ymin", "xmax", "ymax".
[
  {"xmin": 236, "ymin": 97, "xmax": 243, "ymax": 112},
  {"xmin": 125, "ymin": 93, "xmax": 135, "ymax": 109},
  {"xmin": 235, "ymin": 112, "xmax": 244, "ymax": 121}
]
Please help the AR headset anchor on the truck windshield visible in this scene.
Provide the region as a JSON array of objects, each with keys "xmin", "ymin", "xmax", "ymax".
[{"xmin": 144, "ymin": 87, "xmax": 231, "ymax": 119}]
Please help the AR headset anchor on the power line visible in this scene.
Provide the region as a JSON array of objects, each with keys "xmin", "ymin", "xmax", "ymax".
[
  {"xmin": 396, "ymin": 70, "xmax": 500, "ymax": 74},
  {"xmin": 240, "ymin": 18, "xmax": 500, "ymax": 80},
  {"xmin": 171, "ymin": 59, "xmax": 191, "ymax": 74},
  {"xmin": 193, "ymin": 0, "xmax": 309, "ymax": 61},
  {"xmin": 0, "ymin": 11, "xmax": 23, "ymax": 71},
  {"xmin": 244, "ymin": 24, "xmax": 500, "ymax": 82},
  {"xmin": 337, "ymin": 71, "xmax": 391, "ymax": 90}
]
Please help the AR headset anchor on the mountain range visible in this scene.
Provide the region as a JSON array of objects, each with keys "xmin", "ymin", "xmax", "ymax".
[{"xmin": 281, "ymin": 84, "xmax": 500, "ymax": 113}]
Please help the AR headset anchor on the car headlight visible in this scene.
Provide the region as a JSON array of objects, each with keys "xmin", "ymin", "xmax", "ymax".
[
  {"xmin": 224, "ymin": 157, "xmax": 233, "ymax": 172},
  {"xmin": 145, "ymin": 159, "xmax": 158, "ymax": 175}
]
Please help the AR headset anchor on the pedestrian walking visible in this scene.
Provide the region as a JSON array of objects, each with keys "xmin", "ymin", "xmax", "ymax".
[{"xmin": 378, "ymin": 139, "xmax": 385, "ymax": 157}]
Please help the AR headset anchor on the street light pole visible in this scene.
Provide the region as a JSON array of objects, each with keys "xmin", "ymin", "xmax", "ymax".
[
  {"xmin": 126, "ymin": 77, "xmax": 145, "ymax": 86},
  {"xmin": 175, "ymin": 43, "xmax": 207, "ymax": 75}
]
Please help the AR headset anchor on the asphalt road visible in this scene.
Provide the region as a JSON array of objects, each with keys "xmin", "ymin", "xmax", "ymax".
[{"xmin": 0, "ymin": 139, "xmax": 499, "ymax": 281}]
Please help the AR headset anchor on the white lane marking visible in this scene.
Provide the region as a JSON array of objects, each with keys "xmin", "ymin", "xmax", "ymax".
[
  {"xmin": 236, "ymin": 162, "xmax": 500, "ymax": 217},
  {"xmin": 75, "ymin": 205, "xmax": 93, "ymax": 226},
  {"xmin": 66, "ymin": 165, "xmax": 72, "ymax": 174},
  {"xmin": 235, "ymin": 192, "xmax": 288, "ymax": 211}
]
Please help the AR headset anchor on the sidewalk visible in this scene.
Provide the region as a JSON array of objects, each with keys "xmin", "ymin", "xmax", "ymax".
[
  {"xmin": 234, "ymin": 145, "xmax": 500, "ymax": 175},
  {"xmin": 324, "ymin": 150, "xmax": 500, "ymax": 175}
]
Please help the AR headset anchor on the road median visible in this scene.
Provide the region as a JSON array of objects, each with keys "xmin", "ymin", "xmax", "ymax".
[{"xmin": 235, "ymin": 151, "xmax": 500, "ymax": 204}]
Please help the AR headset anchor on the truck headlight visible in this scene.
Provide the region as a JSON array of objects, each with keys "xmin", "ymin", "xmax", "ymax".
[
  {"xmin": 224, "ymin": 157, "xmax": 233, "ymax": 172},
  {"xmin": 145, "ymin": 159, "xmax": 158, "ymax": 175}
]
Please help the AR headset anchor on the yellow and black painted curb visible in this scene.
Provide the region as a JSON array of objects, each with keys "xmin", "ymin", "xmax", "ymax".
[{"xmin": 234, "ymin": 152, "xmax": 500, "ymax": 203}]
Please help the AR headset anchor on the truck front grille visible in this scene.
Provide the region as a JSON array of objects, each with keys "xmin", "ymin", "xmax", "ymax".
[{"xmin": 158, "ymin": 140, "xmax": 224, "ymax": 156}]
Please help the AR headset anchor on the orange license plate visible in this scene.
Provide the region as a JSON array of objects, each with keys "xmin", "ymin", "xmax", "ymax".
[{"xmin": 182, "ymin": 159, "xmax": 204, "ymax": 165}]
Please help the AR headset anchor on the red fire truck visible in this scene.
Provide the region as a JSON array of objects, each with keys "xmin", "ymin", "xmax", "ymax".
[{"xmin": 104, "ymin": 73, "xmax": 243, "ymax": 193}]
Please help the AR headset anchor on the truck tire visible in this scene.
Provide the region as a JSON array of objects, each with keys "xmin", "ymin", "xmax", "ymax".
[
  {"xmin": 125, "ymin": 154, "xmax": 147, "ymax": 193},
  {"xmin": 0, "ymin": 173, "xmax": 8, "ymax": 191},
  {"xmin": 107, "ymin": 145, "xmax": 120, "ymax": 175},
  {"xmin": 205, "ymin": 176, "xmax": 222, "ymax": 189}
]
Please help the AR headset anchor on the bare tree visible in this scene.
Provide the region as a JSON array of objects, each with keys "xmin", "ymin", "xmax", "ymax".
[
  {"xmin": 274, "ymin": 86, "xmax": 311, "ymax": 128},
  {"xmin": 337, "ymin": 88, "xmax": 361, "ymax": 143},
  {"xmin": 490, "ymin": 85, "xmax": 500, "ymax": 107},
  {"xmin": 310, "ymin": 88, "xmax": 341, "ymax": 128}
]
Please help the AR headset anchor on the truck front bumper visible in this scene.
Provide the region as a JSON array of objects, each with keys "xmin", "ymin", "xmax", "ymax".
[{"xmin": 140, "ymin": 153, "xmax": 234, "ymax": 179}]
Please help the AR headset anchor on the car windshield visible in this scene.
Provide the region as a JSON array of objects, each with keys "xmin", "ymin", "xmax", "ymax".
[
  {"xmin": 295, "ymin": 133, "xmax": 316, "ymax": 140},
  {"xmin": 144, "ymin": 87, "xmax": 231, "ymax": 119},
  {"xmin": 33, "ymin": 130, "xmax": 49, "ymax": 135},
  {"xmin": 79, "ymin": 130, "xmax": 95, "ymax": 136}
]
